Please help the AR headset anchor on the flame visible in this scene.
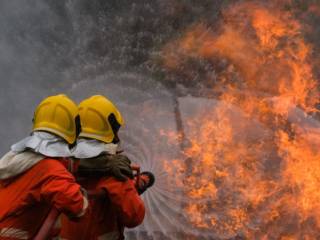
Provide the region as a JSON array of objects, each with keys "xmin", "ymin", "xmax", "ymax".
[
  {"xmin": 278, "ymin": 128, "xmax": 320, "ymax": 220},
  {"xmin": 159, "ymin": 1, "xmax": 320, "ymax": 238}
]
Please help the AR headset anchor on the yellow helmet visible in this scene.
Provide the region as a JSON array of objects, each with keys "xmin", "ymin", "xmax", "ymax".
[
  {"xmin": 78, "ymin": 95, "xmax": 124, "ymax": 143},
  {"xmin": 33, "ymin": 94, "xmax": 79, "ymax": 144}
]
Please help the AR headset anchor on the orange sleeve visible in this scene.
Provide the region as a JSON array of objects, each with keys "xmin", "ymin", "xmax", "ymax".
[
  {"xmin": 99, "ymin": 177, "xmax": 145, "ymax": 228},
  {"xmin": 39, "ymin": 160, "xmax": 87, "ymax": 218}
]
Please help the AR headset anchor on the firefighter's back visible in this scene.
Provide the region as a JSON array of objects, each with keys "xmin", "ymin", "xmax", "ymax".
[
  {"xmin": 60, "ymin": 176, "xmax": 145, "ymax": 240},
  {"xmin": 0, "ymin": 158, "xmax": 84, "ymax": 240}
]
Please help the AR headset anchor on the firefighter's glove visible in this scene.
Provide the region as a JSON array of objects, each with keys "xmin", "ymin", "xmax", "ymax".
[
  {"xmin": 104, "ymin": 154, "xmax": 134, "ymax": 181},
  {"xmin": 78, "ymin": 154, "xmax": 134, "ymax": 181}
]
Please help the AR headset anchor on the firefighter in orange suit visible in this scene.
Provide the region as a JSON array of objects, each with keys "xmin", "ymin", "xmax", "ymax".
[
  {"xmin": 0, "ymin": 95, "xmax": 88, "ymax": 240},
  {"xmin": 60, "ymin": 95, "xmax": 145, "ymax": 240}
]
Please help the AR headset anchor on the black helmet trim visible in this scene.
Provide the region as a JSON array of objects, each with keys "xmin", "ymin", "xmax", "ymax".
[{"xmin": 108, "ymin": 113, "xmax": 121, "ymax": 143}]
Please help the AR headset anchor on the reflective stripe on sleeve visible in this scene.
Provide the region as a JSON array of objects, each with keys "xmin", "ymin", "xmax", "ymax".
[
  {"xmin": 76, "ymin": 195, "xmax": 89, "ymax": 217},
  {"xmin": 0, "ymin": 228, "xmax": 28, "ymax": 239},
  {"xmin": 98, "ymin": 231, "xmax": 119, "ymax": 240}
]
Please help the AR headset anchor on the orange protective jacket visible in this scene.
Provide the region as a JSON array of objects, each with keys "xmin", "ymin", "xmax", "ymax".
[
  {"xmin": 60, "ymin": 177, "xmax": 145, "ymax": 240},
  {"xmin": 0, "ymin": 158, "xmax": 86, "ymax": 240}
]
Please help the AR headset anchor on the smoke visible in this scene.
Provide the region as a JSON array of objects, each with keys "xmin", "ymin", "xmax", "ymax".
[
  {"xmin": 0, "ymin": 0, "xmax": 227, "ymax": 154},
  {"xmin": 0, "ymin": 1, "xmax": 71, "ymax": 153}
]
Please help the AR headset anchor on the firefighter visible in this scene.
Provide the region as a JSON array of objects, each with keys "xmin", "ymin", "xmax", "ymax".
[
  {"xmin": 59, "ymin": 95, "xmax": 145, "ymax": 240},
  {"xmin": 0, "ymin": 94, "xmax": 88, "ymax": 240}
]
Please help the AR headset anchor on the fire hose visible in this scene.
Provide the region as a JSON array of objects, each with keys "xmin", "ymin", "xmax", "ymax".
[
  {"xmin": 34, "ymin": 207, "xmax": 60, "ymax": 240},
  {"xmin": 33, "ymin": 165, "xmax": 155, "ymax": 240}
]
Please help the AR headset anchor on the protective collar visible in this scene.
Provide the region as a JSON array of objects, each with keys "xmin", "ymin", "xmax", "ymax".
[
  {"xmin": 72, "ymin": 138, "xmax": 118, "ymax": 159},
  {"xmin": 11, "ymin": 131, "xmax": 73, "ymax": 157},
  {"xmin": 0, "ymin": 151, "xmax": 45, "ymax": 179}
]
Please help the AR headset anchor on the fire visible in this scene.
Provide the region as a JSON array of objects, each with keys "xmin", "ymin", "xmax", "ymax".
[
  {"xmin": 159, "ymin": 1, "xmax": 320, "ymax": 238},
  {"xmin": 278, "ymin": 128, "xmax": 320, "ymax": 220}
]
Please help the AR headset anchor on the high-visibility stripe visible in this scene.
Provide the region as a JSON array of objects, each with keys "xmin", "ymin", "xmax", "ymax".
[
  {"xmin": 58, "ymin": 232, "xmax": 119, "ymax": 240},
  {"xmin": 0, "ymin": 228, "xmax": 28, "ymax": 239},
  {"xmin": 76, "ymin": 195, "xmax": 89, "ymax": 217},
  {"xmin": 97, "ymin": 231, "xmax": 119, "ymax": 240}
]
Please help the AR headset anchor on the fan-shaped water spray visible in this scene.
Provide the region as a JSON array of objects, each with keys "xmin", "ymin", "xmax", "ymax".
[{"xmin": 67, "ymin": 72, "xmax": 194, "ymax": 238}]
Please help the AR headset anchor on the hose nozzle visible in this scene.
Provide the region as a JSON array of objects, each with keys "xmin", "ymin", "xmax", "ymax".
[{"xmin": 131, "ymin": 165, "xmax": 155, "ymax": 195}]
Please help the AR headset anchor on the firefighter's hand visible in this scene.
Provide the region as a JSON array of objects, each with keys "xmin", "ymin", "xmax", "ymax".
[
  {"xmin": 79, "ymin": 154, "xmax": 134, "ymax": 181},
  {"xmin": 104, "ymin": 154, "xmax": 134, "ymax": 181}
]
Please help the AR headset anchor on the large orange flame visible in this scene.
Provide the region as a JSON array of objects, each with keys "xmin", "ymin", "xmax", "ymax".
[{"xmin": 160, "ymin": 1, "xmax": 320, "ymax": 238}]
